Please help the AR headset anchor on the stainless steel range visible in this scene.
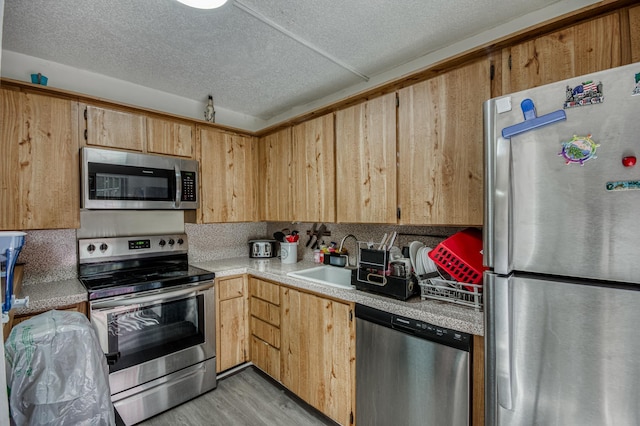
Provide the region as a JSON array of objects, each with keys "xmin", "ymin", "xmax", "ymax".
[{"xmin": 78, "ymin": 234, "xmax": 216, "ymax": 426}]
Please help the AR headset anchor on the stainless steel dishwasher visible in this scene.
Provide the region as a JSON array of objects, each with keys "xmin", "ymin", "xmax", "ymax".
[{"xmin": 356, "ymin": 304, "xmax": 471, "ymax": 426}]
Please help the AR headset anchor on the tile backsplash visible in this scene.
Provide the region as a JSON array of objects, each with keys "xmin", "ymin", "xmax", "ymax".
[
  {"xmin": 185, "ymin": 222, "xmax": 268, "ymax": 262},
  {"xmin": 19, "ymin": 229, "xmax": 78, "ymax": 285},
  {"xmin": 17, "ymin": 223, "xmax": 268, "ymax": 284},
  {"xmin": 266, "ymin": 222, "xmax": 466, "ymax": 262},
  {"xmin": 16, "ymin": 221, "xmax": 469, "ymax": 284}
]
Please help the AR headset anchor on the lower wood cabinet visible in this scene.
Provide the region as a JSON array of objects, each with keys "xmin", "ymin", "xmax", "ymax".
[
  {"xmin": 280, "ymin": 286, "xmax": 355, "ymax": 426},
  {"xmin": 4, "ymin": 302, "xmax": 88, "ymax": 341},
  {"xmin": 249, "ymin": 276, "xmax": 355, "ymax": 425},
  {"xmin": 249, "ymin": 277, "xmax": 281, "ymax": 381},
  {"xmin": 216, "ymin": 275, "xmax": 249, "ymax": 373},
  {"xmin": 250, "ymin": 335, "xmax": 281, "ymax": 381},
  {"xmin": 472, "ymin": 335, "xmax": 485, "ymax": 426}
]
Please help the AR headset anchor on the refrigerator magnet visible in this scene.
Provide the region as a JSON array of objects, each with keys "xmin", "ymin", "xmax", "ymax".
[
  {"xmin": 564, "ymin": 80, "xmax": 603, "ymax": 108},
  {"xmin": 632, "ymin": 73, "xmax": 640, "ymax": 96},
  {"xmin": 558, "ymin": 134, "xmax": 599, "ymax": 165},
  {"xmin": 606, "ymin": 180, "xmax": 640, "ymax": 191}
]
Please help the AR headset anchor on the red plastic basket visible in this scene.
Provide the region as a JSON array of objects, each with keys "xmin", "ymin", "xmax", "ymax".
[{"xmin": 428, "ymin": 228, "xmax": 486, "ymax": 285}]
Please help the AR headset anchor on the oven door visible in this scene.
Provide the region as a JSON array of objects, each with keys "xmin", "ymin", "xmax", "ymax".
[{"xmin": 90, "ymin": 281, "xmax": 215, "ymax": 395}]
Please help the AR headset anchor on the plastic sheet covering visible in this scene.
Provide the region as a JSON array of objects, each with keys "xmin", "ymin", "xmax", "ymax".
[{"xmin": 4, "ymin": 310, "xmax": 115, "ymax": 426}]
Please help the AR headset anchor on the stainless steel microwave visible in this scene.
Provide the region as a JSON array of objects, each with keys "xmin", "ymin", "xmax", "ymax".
[{"xmin": 81, "ymin": 147, "xmax": 199, "ymax": 210}]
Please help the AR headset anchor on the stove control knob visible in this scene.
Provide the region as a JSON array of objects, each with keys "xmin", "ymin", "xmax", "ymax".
[
  {"xmin": 87, "ymin": 244, "xmax": 96, "ymax": 253},
  {"xmin": 99, "ymin": 243, "xmax": 108, "ymax": 252},
  {"xmin": 168, "ymin": 239, "xmax": 175, "ymax": 246},
  {"xmin": 177, "ymin": 238, "xmax": 184, "ymax": 245},
  {"xmin": 159, "ymin": 239, "xmax": 166, "ymax": 247}
]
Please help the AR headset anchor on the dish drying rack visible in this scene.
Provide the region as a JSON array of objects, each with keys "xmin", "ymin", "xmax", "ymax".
[
  {"xmin": 418, "ymin": 275, "xmax": 483, "ymax": 311},
  {"xmin": 417, "ymin": 227, "xmax": 484, "ymax": 311}
]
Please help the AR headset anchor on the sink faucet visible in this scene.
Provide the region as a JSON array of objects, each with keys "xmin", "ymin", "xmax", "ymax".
[{"xmin": 338, "ymin": 234, "xmax": 358, "ymax": 267}]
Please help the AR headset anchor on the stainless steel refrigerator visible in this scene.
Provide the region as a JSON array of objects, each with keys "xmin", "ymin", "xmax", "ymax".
[{"xmin": 484, "ymin": 61, "xmax": 640, "ymax": 426}]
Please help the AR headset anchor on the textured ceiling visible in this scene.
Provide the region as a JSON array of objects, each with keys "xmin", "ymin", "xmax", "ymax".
[{"xmin": 3, "ymin": 0, "xmax": 568, "ymax": 122}]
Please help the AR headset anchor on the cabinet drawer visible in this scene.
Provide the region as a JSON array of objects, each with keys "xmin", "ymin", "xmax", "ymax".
[
  {"xmin": 249, "ymin": 278, "xmax": 280, "ymax": 305},
  {"xmin": 251, "ymin": 335, "xmax": 280, "ymax": 381},
  {"xmin": 250, "ymin": 297, "xmax": 280, "ymax": 327},
  {"xmin": 251, "ymin": 316, "xmax": 280, "ymax": 349},
  {"xmin": 217, "ymin": 276, "xmax": 245, "ymax": 301}
]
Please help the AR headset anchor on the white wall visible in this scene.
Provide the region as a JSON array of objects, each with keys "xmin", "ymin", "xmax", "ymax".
[
  {"xmin": 1, "ymin": 50, "xmax": 267, "ymax": 132},
  {"xmin": 1, "ymin": 0, "xmax": 600, "ymax": 132}
]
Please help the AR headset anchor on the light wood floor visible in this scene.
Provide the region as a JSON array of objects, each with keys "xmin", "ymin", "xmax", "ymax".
[{"xmin": 138, "ymin": 366, "xmax": 338, "ymax": 426}]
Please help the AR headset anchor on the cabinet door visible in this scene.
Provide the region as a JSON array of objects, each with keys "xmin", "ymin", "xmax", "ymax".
[
  {"xmin": 336, "ymin": 93, "xmax": 397, "ymax": 223},
  {"xmin": 259, "ymin": 128, "xmax": 292, "ymax": 221},
  {"xmin": 216, "ymin": 276, "xmax": 248, "ymax": 373},
  {"xmin": 291, "ymin": 113, "xmax": 335, "ymax": 222},
  {"xmin": 199, "ymin": 127, "xmax": 258, "ymax": 222},
  {"xmin": 249, "ymin": 278, "xmax": 281, "ymax": 380},
  {"xmin": 84, "ymin": 104, "xmax": 146, "ymax": 151},
  {"xmin": 631, "ymin": 5, "xmax": 640, "ymax": 63},
  {"xmin": 147, "ymin": 116, "xmax": 194, "ymax": 158},
  {"xmin": 503, "ymin": 14, "xmax": 622, "ymax": 93},
  {"xmin": 398, "ymin": 58, "xmax": 488, "ymax": 226},
  {"xmin": 281, "ymin": 287, "xmax": 354, "ymax": 426},
  {"xmin": 250, "ymin": 335, "xmax": 280, "ymax": 381},
  {"xmin": 1, "ymin": 89, "xmax": 80, "ymax": 230}
]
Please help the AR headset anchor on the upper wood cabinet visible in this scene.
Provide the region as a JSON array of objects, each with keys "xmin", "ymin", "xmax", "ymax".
[
  {"xmin": 258, "ymin": 128, "xmax": 292, "ymax": 221},
  {"xmin": 502, "ymin": 13, "xmax": 622, "ymax": 93},
  {"xmin": 1, "ymin": 88, "xmax": 80, "ymax": 230},
  {"xmin": 280, "ymin": 286, "xmax": 354, "ymax": 426},
  {"xmin": 146, "ymin": 116, "xmax": 194, "ymax": 158},
  {"xmin": 83, "ymin": 104, "xmax": 146, "ymax": 152},
  {"xmin": 631, "ymin": 5, "xmax": 640, "ymax": 63},
  {"xmin": 82, "ymin": 104, "xmax": 194, "ymax": 158},
  {"xmin": 291, "ymin": 113, "xmax": 336, "ymax": 222},
  {"xmin": 397, "ymin": 58, "xmax": 488, "ymax": 226},
  {"xmin": 198, "ymin": 126, "xmax": 258, "ymax": 223},
  {"xmin": 335, "ymin": 93, "xmax": 397, "ymax": 223}
]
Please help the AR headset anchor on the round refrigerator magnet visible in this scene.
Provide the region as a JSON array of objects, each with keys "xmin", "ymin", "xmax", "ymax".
[{"xmin": 558, "ymin": 134, "xmax": 599, "ymax": 165}]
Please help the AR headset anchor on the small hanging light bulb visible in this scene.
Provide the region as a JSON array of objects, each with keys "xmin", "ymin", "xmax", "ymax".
[{"xmin": 204, "ymin": 95, "xmax": 216, "ymax": 123}]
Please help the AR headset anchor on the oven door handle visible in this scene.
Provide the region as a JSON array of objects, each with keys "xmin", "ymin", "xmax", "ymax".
[{"xmin": 91, "ymin": 281, "xmax": 214, "ymax": 310}]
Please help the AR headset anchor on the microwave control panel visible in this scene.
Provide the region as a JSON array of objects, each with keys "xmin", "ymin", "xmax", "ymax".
[{"xmin": 181, "ymin": 171, "xmax": 197, "ymax": 202}]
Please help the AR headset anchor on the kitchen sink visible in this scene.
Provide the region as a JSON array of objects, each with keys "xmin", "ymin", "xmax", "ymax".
[{"xmin": 287, "ymin": 266, "xmax": 355, "ymax": 290}]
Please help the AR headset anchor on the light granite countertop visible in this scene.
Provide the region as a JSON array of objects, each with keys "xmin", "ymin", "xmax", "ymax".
[
  {"xmin": 193, "ymin": 257, "xmax": 484, "ymax": 336},
  {"xmin": 15, "ymin": 278, "xmax": 88, "ymax": 316},
  {"xmin": 13, "ymin": 257, "xmax": 484, "ymax": 335}
]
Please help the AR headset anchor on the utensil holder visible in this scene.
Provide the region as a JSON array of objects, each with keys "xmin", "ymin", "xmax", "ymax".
[{"xmin": 280, "ymin": 242, "xmax": 298, "ymax": 264}]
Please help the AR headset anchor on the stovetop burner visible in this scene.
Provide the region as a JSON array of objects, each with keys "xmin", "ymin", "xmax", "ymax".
[{"xmin": 78, "ymin": 234, "xmax": 215, "ymax": 300}]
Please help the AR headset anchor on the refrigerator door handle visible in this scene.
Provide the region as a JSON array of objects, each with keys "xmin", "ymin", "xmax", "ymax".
[
  {"xmin": 493, "ymin": 135, "xmax": 512, "ymax": 275},
  {"xmin": 483, "ymin": 100, "xmax": 496, "ymax": 268},
  {"xmin": 483, "ymin": 98, "xmax": 513, "ymax": 274},
  {"xmin": 495, "ymin": 275, "xmax": 515, "ymax": 410}
]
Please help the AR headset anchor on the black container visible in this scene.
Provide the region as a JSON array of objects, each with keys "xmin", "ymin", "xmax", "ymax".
[{"xmin": 353, "ymin": 272, "xmax": 418, "ymax": 301}]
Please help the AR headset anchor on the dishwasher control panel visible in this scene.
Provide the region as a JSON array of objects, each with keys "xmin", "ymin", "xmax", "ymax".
[
  {"xmin": 392, "ymin": 315, "xmax": 470, "ymax": 348},
  {"xmin": 356, "ymin": 304, "xmax": 471, "ymax": 352}
]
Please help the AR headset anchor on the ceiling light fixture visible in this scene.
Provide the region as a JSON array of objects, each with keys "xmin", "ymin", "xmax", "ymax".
[{"xmin": 175, "ymin": 0, "xmax": 228, "ymax": 9}]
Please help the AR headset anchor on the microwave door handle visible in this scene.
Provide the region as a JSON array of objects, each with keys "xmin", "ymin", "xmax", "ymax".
[{"xmin": 174, "ymin": 165, "xmax": 182, "ymax": 208}]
